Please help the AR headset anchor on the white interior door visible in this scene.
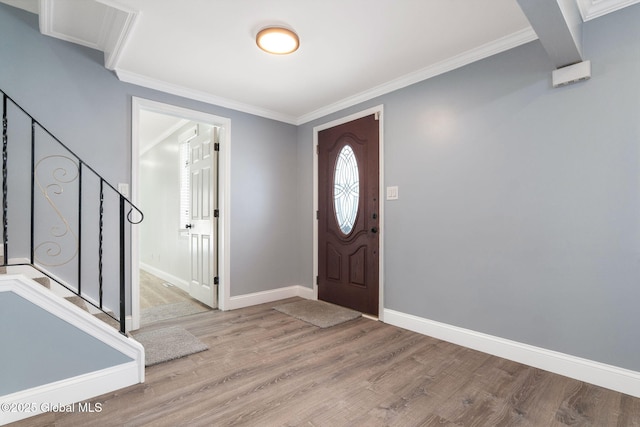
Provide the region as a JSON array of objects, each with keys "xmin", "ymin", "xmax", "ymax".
[{"xmin": 188, "ymin": 126, "xmax": 218, "ymax": 308}]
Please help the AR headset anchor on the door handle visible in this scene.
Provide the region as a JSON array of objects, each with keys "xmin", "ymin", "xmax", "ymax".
[
  {"xmin": 185, "ymin": 224, "xmax": 193, "ymax": 229},
  {"xmin": 370, "ymin": 227, "xmax": 378, "ymax": 233}
]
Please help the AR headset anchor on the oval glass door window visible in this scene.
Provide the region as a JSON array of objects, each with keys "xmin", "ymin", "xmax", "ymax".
[{"xmin": 334, "ymin": 144, "xmax": 359, "ymax": 234}]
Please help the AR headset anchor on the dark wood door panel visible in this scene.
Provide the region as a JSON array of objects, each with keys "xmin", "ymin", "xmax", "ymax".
[{"xmin": 318, "ymin": 114, "xmax": 379, "ymax": 315}]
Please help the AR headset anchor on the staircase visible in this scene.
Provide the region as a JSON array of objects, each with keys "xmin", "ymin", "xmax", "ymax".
[{"xmin": 0, "ymin": 89, "xmax": 145, "ymax": 424}]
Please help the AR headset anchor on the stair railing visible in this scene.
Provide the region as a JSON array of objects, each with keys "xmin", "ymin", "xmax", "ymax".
[{"xmin": 1, "ymin": 89, "xmax": 143, "ymax": 334}]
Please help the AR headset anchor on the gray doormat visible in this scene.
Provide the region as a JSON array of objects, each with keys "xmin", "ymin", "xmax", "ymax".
[
  {"xmin": 141, "ymin": 300, "xmax": 209, "ymax": 325},
  {"xmin": 273, "ymin": 299, "xmax": 361, "ymax": 328},
  {"xmin": 132, "ymin": 326, "xmax": 208, "ymax": 366}
]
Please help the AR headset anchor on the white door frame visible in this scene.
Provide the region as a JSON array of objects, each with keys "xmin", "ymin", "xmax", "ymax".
[
  {"xmin": 131, "ymin": 97, "xmax": 232, "ymax": 330},
  {"xmin": 312, "ymin": 105, "xmax": 385, "ymax": 320}
]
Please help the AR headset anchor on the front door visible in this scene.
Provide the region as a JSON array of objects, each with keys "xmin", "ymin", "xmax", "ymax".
[
  {"xmin": 318, "ymin": 114, "xmax": 379, "ymax": 315},
  {"xmin": 188, "ymin": 126, "xmax": 218, "ymax": 308}
]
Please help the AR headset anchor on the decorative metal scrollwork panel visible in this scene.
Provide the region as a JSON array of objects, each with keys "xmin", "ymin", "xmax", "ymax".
[{"xmin": 34, "ymin": 155, "xmax": 79, "ymax": 267}]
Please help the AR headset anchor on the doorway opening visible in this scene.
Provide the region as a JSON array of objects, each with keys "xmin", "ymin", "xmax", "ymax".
[{"xmin": 131, "ymin": 98, "xmax": 231, "ymax": 330}]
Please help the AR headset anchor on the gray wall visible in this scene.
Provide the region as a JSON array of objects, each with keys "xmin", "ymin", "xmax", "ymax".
[
  {"xmin": 0, "ymin": 290, "xmax": 131, "ymax": 394},
  {"xmin": 0, "ymin": 4, "xmax": 300, "ymax": 299},
  {"xmin": 297, "ymin": 6, "xmax": 640, "ymax": 371}
]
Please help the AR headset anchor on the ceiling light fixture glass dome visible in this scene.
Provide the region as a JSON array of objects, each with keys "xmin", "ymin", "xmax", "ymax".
[{"xmin": 256, "ymin": 27, "xmax": 299, "ymax": 55}]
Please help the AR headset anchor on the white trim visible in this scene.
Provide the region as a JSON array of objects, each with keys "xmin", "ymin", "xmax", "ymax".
[
  {"xmin": 577, "ymin": 0, "xmax": 640, "ymax": 21},
  {"xmin": 131, "ymin": 97, "xmax": 231, "ymax": 329},
  {"xmin": 297, "ymin": 28, "xmax": 537, "ymax": 125},
  {"xmin": 139, "ymin": 262, "xmax": 189, "ymax": 292},
  {"xmin": 384, "ymin": 308, "xmax": 640, "ymax": 398},
  {"xmin": 0, "ymin": 275, "xmax": 144, "ymax": 370},
  {"xmin": 0, "ymin": 275, "xmax": 144, "ymax": 424},
  {"xmin": 113, "ymin": 28, "xmax": 537, "ymax": 126},
  {"xmin": 38, "ymin": 0, "xmax": 139, "ymax": 71},
  {"xmin": 120, "ymin": 70, "xmax": 297, "ymax": 125},
  {"xmin": 98, "ymin": 0, "xmax": 139, "ymax": 70},
  {"xmin": 0, "ymin": 362, "xmax": 139, "ymax": 425},
  {"xmin": 226, "ymin": 285, "xmax": 314, "ymax": 311},
  {"xmin": 312, "ymin": 105, "xmax": 385, "ymax": 320}
]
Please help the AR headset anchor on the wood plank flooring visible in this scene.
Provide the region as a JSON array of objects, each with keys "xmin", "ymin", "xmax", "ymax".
[
  {"xmin": 13, "ymin": 298, "xmax": 640, "ymax": 426},
  {"xmin": 139, "ymin": 269, "xmax": 198, "ymax": 310}
]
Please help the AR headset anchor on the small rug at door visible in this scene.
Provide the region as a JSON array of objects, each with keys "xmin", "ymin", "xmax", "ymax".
[
  {"xmin": 273, "ymin": 300, "xmax": 361, "ymax": 328},
  {"xmin": 132, "ymin": 326, "xmax": 208, "ymax": 366}
]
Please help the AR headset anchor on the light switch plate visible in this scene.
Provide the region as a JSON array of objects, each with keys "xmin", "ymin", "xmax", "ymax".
[
  {"xmin": 386, "ymin": 186, "xmax": 398, "ymax": 200},
  {"xmin": 118, "ymin": 183, "xmax": 129, "ymax": 198}
]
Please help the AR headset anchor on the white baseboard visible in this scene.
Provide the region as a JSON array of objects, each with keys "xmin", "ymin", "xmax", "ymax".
[
  {"xmin": 384, "ymin": 308, "xmax": 640, "ymax": 398},
  {"xmin": 0, "ymin": 362, "xmax": 140, "ymax": 425},
  {"xmin": 0, "ymin": 275, "xmax": 145, "ymax": 425},
  {"xmin": 226, "ymin": 285, "xmax": 314, "ymax": 310},
  {"xmin": 139, "ymin": 263, "xmax": 189, "ymax": 292}
]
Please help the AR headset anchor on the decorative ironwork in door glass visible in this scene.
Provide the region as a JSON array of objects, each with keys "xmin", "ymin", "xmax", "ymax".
[{"xmin": 333, "ymin": 144, "xmax": 359, "ymax": 234}]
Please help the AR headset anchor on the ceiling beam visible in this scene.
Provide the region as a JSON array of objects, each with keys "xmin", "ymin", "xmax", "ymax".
[{"xmin": 516, "ymin": 0, "xmax": 583, "ymax": 68}]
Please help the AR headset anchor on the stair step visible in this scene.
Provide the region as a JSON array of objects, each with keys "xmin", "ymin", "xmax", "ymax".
[
  {"xmin": 0, "ymin": 266, "xmax": 6, "ymax": 274},
  {"xmin": 64, "ymin": 296, "xmax": 88, "ymax": 311},
  {"xmin": 94, "ymin": 312, "xmax": 121, "ymax": 331},
  {"xmin": 32, "ymin": 277, "xmax": 50, "ymax": 289}
]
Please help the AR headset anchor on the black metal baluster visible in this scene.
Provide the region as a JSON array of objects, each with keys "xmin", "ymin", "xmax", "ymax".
[
  {"xmin": 2, "ymin": 94, "xmax": 8, "ymax": 266},
  {"xmin": 99, "ymin": 179, "xmax": 104, "ymax": 308},
  {"xmin": 1, "ymin": 88, "xmax": 145, "ymax": 332},
  {"xmin": 30, "ymin": 119, "xmax": 35, "ymax": 265},
  {"xmin": 77, "ymin": 162, "xmax": 83, "ymax": 296},
  {"xmin": 119, "ymin": 195, "xmax": 126, "ymax": 334}
]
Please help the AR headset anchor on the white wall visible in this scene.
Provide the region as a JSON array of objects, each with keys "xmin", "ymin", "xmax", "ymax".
[{"xmin": 139, "ymin": 122, "xmax": 193, "ymax": 287}]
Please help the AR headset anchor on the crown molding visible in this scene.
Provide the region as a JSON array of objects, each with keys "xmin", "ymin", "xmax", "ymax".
[
  {"xmin": 577, "ymin": 0, "xmax": 640, "ymax": 21},
  {"xmin": 116, "ymin": 69, "xmax": 299, "ymax": 125},
  {"xmin": 295, "ymin": 27, "xmax": 538, "ymax": 125},
  {"xmin": 98, "ymin": 0, "xmax": 139, "ymax": 70},
  {"xmin": 38, "ymin": 0, "xmax": 138, "ymax": 71},
  {"xmin": 35, "ymin": 2, "xmax": 539, "ymax": 126},
  {"xmin": 116, "ymin": 27, "xmax": 537, "ymax": 126}
]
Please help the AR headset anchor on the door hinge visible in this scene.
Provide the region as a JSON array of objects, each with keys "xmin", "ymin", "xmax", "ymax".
[
  {"xmin": 214, "ymin": 276, "xmax": 219, "ymax": 285},
  {"xmin": 316, "ymin": 275, "xmax": 319, "ymax": 285},
  {"xmin": 214, "ymin": 142, "xmax": 220, "ymax": 151},
  {"xmin": 316, "ymin": 144, "xmax": 319, "ymax": 155},
  {"xmin": 214, "ymin": 209, "xmax": 220, "ymax": 218},
  {"xmin": 375, "ymin": 111, "xmax": 380, "ymax": 120},
  {"xmin": 316, "ymin": 210, "xmax": 319, "ymax": 220}
]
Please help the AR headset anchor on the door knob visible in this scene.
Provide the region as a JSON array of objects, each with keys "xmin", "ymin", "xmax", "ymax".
[
  {"xmin": 370, "ymin": 227, "xmax": 378, "ymax": 233},
  {"xmin": 185, "ymin": 224, "xmax": 193, "ymax": 229}
]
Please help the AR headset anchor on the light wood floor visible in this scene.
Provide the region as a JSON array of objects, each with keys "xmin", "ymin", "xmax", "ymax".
[
  {"xmin": 139, "ymin": 269, "xmax": 197, "ymax": 310},
  {"xmin": 138, "ymin": 270, "xmax": 210, "ymax": 326},
  {"xmin": 15, "ymin": 298, "xmax": 640, "ymax": 426}
]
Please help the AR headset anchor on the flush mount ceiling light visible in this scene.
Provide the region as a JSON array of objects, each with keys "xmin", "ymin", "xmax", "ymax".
[{"xmin": 256, "ymin": 27, "xmax": 299, "ymax": 55}]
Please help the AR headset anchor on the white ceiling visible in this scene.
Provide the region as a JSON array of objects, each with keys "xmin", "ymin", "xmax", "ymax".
[
  {"xmin": 138, "ymin": 110, "xmax": 188, "ymax": 155},
  {"xmin": 3, "ymin": 0, "xmax": 639, "ymax": 124}
]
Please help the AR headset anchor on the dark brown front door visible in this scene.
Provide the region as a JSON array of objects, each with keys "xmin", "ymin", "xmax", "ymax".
[{"xmin": 318, "ymin": 114, "xmax": 379, "ymax": 316}]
